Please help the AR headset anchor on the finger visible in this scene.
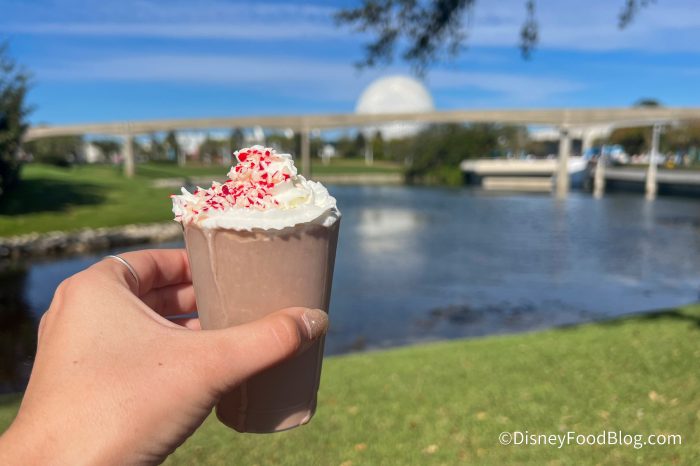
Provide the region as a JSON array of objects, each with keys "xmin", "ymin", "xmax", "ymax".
[
  {"xmin": 140, "ymin": 283, "xmax": 197, "ymax": 316},
  {"xmin": 94, "ymin": 249, "xmax": 190, "ymax": 296},
  {"xmin": 190, "ymin": 307, "xmax": 328, "ymax": 393},
  {"xmin": 157, "ymin": 315, "xmax": 201, "ymax": 330},
  {"xmin": 180, "ymin": 318, "xmax": 202, "ymax": 330}
]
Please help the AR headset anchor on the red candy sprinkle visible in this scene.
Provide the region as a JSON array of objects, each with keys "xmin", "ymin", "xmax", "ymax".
[{"xmin": 177, "ymin": 146, "xmax": 298, "ymax": 217}]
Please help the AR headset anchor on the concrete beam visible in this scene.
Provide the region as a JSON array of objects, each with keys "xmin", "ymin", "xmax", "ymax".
[{"xmin": 24, "ymin": 107, "xmax": 700, "ymax": 141}]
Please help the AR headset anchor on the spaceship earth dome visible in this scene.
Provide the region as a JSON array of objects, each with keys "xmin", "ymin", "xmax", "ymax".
[{"xmin": 355, "ymin": 75, "xmax": 435, "ymax": 140}]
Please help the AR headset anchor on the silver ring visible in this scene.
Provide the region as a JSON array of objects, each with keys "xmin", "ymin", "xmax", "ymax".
[{"xmin": 105, "ymin": 255, "xmax": 140, "ymax": 294}]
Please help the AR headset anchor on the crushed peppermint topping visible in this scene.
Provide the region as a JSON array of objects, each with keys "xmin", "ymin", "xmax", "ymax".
[{"xmin": 171, "ymin": 145, "xmax": 316, "ymax": 225}]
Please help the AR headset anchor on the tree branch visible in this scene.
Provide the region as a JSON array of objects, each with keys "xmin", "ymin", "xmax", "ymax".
[
  {"xmin": 619, "ymin": 0, "xmax": 656, "ymax": 29},
  {"xmin": 336, "ymin": 0, "xmax": 657, "ymax": 72}
]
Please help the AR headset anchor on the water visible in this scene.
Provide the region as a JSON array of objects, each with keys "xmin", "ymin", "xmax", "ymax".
[{"xmin": 2, "ymin": 186, "xmax": 700, "ymax": 392}]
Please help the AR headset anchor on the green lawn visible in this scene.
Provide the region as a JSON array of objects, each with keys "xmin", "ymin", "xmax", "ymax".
[
  {"xmin": 310, "ymin": 159, "xmax": 403, "ymax": 175},
  {"xmin": 0, "ymin": 164, "xmax": 176, "ymax": 236},
  {"xmin": 138, "ymin": 159, "xmax": 402, "ymax": 178},
  {"xmin": 0, "ymin": 160, "xmax": 402, "ymax": 237},
  {"xmin": 135, "ymin": 163, "xmax": 230, "ymax": 179},
  {"xmin": 3, "ymin": 304, "xmax": 697, "ymax": 465}
]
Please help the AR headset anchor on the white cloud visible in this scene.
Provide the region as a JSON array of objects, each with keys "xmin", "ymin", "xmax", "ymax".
[
  {"xmin": 3, "ymin": 0, "xmax": 339, "ymax": 40},
  {"xmin": 428, "ymin": 70, "xmax": 584, "ymax": 103},
  {"xmin": 8, "ymin": 22, "xmax": 338, "ymax": 40},
  {"xmin": 5, "ymin": 0, "xmax": 700, "ymax": 53},
  {"xmin": 469, "ymin": 0, "xmax": 700, "ymax": 52},
  {"xmin": 35, "ymin": 54, "xmax": 372, "ymax": 101},
  {"xmin": 6, "ymin": 0, "xmax": 334, "ymax": 22},
  {"xmin": 34, "ymin": 53, "xmax": 582, "ymax": 104}
]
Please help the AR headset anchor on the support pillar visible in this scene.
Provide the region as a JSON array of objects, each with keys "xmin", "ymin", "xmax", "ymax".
[
  {"xmin": 556, "ymin": 126, "xmax": 571, "ymax": 198},
  {"xmin": 593, "ymin": 147, "xmax": 606, "ymax": 198},
  {"xmin": 123, "ymin": 133, "xmax": 135, "ymax": 178},
  {"xmin": 364, "ymin": 143, "xmax": 374, "ymax": 166},
  {"xmin": 177, "ymin": 148, "xmax": 186, "ymax": 167},
  {"xmin": 301, "ymin": 127, "xmax": 311, "ymax": 178},
  {"xmin": 581, "ymin": 130, "xmax": 596, "ymax": 156},
  {"xmin": 177, "ymin": 131, "xmax": 186, "ymax": 167},
  {"xmin": 645, "ymin": 124, "xmax": 661, "ymax": 201}
]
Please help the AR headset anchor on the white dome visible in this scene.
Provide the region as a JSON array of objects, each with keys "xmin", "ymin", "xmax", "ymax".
[{"xmin": 355, "ymin": 75, "xmax": 435, "ymax": 140}]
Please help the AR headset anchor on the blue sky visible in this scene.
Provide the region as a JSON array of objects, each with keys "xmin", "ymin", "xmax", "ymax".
[{"xmin": 3, "ymin": 0, "xmax": 700, "ymax": 124}]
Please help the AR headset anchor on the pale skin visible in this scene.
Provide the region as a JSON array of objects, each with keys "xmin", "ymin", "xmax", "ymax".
[{"xmin": 0, "ymin": 249, "xmax": 329, "ymax": 465}]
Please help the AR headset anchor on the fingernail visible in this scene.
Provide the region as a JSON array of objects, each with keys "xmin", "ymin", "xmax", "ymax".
[{"xmin": 301, "ymin": 308, "xmax": 328, "ymax": 340}]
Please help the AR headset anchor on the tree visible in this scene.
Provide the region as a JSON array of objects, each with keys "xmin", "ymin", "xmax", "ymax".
[
  {"xmin": 143, "ymin": 133, "xmax": 167, "ymax": 160},
  {"xmin": 405, "ymin": 123, "xmax": 500, "ymax": 184},
  {"xmin": 496, "ymin": 125, "xmax": 529, "ymax": 157},
  {"xmin": 164, "ymin": 130, "xmax": 180, "ymax": 162},
  {"xmin": 371, "ymin": 130, "xmax": 384, "ymax": 160},
  {"xmin": 336, "ymin": 0, "xmax": 654, "ymax": 72},
  {"xmin": 230, "ymin": 128, "xmax": 245, "ymax": 151},
  {"xmin": 198, "ymin": 136, "xmax": 226, "ymax": 165},
  {"xmin": 608, "ymin": 127, "xmax": 648, "ymax": 155},
  {"xmin": 91, "ymin": 139, "xmax": 122, "ymax": 159},
  {"xmin": 0, "ymin": 42, "xmax": 31, "ymax": 198},
  {"xmin": 634, "ymin": 98, "xmax": 662, "ymax": 108},
  {"xmin": 333, "ymin": 134, "xmax": 358, "ymax": 158},
  {"xmin": 607, "ymin": 98, "xmax": 663, "ymax": 155},
  {"xmin": 661, "ymin": 122, "xmax": 700, "ymax": 154},
  {"xmin": 353, "ymin": 132, "xmax": 366, "ymax": 158},
  {"xmin": 24, "ymin": 135, "xmax": 83, "ymax": 166},
  {"xmin": 266, "ymin": 133, "xmax": 295, "ymax": 154}
]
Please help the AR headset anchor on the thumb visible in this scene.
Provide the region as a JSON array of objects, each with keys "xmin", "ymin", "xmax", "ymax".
[{"xmin": 192, "ymin": 307, "xmax": 328, "ymax": 393}]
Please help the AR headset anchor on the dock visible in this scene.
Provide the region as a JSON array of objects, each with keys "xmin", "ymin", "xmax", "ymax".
[
  {"xmin": 603, "ymin": 167, "xmax": 700, "ymax": 185},
  {"xmin": 460, "ymin": 159, "xmax": 588, "ymax": 193},
  {"xmin": 461, "ymin": 158, "xmax": 700, "ymax": 196}
]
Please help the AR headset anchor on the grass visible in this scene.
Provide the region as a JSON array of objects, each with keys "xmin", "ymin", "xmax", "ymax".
[
  {"xmin": 134, "ymin": 163, "xmax": 230, "ymax": 179},
  {"xmin": 135, "ymin": 159, "xmax": 402, "ymax": 179},
  {"xmin": 0, "ymin": 164, "xmax": 175, "ymax": 236},
  {"xmin": 0, "ymin": 159, "xmax": 402, "ymax": 237},
  {"xmin": 310, "ymin": 159, "xmax": 403, "ymax": 176},
  {"xmin": 3, "ymin": 304, "xmax": 697, "ymax": 465}
]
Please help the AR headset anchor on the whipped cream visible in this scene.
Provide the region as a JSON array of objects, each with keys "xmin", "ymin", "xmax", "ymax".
[{"xmin": 171, "ymin": 145, "xmax": 339, "ymax": 230}]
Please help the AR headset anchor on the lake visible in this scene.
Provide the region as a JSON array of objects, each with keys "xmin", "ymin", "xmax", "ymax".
[{"xmin": 2, "ymin": 185, "xmax": 700, "ymax": 392}]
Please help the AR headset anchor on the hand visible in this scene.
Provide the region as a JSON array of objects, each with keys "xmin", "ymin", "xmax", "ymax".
[{"xmin": 0, "ymin": 249, "xmax": 328, "ymax": 465}]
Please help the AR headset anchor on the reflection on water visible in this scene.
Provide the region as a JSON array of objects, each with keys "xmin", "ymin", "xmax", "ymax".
[
  {"xmin": 329, "ymin": 186, "xmax": 700, "ymax": 352},
  {"xmin": 2, "ymin": 186, "xmax": 700, "ymax": 392},
  {"xmin": 0, "ymin": 265, "xmax": 36, "ymax": 393},
  {"xmin": 355, "ymin": 208, "xmax": 427, "ymax": 275}
]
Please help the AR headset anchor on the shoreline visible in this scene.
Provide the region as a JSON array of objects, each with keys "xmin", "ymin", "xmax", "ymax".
[{"xmin": 0, "ymin": 222, "xmax": 182, "ymax": 262}]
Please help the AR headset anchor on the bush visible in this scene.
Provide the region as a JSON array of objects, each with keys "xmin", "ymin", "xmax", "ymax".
[
  {"xmin": 403, "ymin": 123, "xmax": 503, "ymax": 184},
  {"xmin": 0, "ymin": 42, "xmax": 31, "ymax": 198},
  {"xmin": 23, "ymin": 135, "xmax": 83, "ymax": 167},
  {"xmin": 0, "ymin": 150, "xmax": 22, "ymax": 195}
]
